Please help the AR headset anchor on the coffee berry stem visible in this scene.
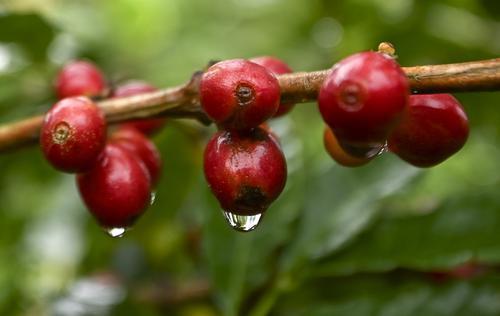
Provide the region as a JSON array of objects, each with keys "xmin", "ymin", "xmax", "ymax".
[{"xmin": 0, "ymin": 57, "xmax": 499, "ymax": 152}]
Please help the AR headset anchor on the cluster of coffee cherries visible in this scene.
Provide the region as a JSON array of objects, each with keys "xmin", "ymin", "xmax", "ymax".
[
  {"xmin": 40, "ymin": 61, "xmax": 163, "ymax": 237},
  {"xmin": 200, "ymin": 57, "xmax": 293, "ymax": 232},
  {"xmin": 39, "ymin": 49, "xmax": 471, "ymax": 235},
  {"xmin": 318, "ymin": 50, "xmax": 469, "ymax": 168}
]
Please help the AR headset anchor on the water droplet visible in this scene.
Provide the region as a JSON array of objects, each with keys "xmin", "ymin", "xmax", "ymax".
[
  {"xmin": 222, "ymin": 210, "xmax": 263, "ymax": 232},
  {"xmin": 377, "ymin": 141, "xmax": 389, "ymax": 156},
  {"xmin": 105, "ymin": 227, "xmax": 127, "ymax": 238},
  {"xmin": 150, "ymin": 191, "xmax": 156, "ymax": 205},
  {"xmin": 339, "ymin": 141, "xmax": 384, "ymax": 159}
]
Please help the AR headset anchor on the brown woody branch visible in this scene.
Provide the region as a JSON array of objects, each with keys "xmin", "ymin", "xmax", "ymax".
[{"xmin": 0, "ymin": 58, "xmax": 499, "ymax": 153}]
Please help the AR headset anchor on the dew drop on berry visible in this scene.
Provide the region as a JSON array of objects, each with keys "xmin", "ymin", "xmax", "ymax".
[
  {"xmin": 339, "ymin": 142, "xmax": 385, "ymax": 159},
  {"xmin": 105, "ymin": 227, "xmax": 128, "ymax": 238},
  {"xmin": 222, "ymin": 210, "xmax": 263, "ymax": 232},
  {"xmin": 377, "ymin": 141, "xmax": 389, "ymax": 156},
  {"xmin": 150, "ymin": 191, "xmax": 157, "ymax": 206}
]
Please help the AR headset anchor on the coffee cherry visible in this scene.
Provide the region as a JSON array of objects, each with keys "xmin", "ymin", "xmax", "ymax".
[
  {"xmin": 323, "ymin": 127, "xmax": 372, "ymax": 167},
  {"xmin": 113, "ymin": 81, "xmax": 166, "ymax": 135},
  {"xmin": 77, "ymin": 143, "xmax": 152, "ymax": 229},
  {"xmin": 250, "ymin": 56, "xmax": 294, "ymax": 117},
  {"xmin": 318, "ymin": 51, "xmax": 409, "ymax": 153},
  {"xmin": 204, "ymin": 127, "xmax": 287, "ymax": 215},
  {"xmin": 40, "ymin": 97, "xmax": 106, "ymax": 173},
  {"xmin": 55, "ymin": 60, "xmax": 107, "ymax": 99},
  {"xmin": 200, "ymin": 59, "xmax": 281, "ymax": 130},
  {"xmin": 388, "ymin": 94, "xmax": 469, "ymax": 167},
  {"xmin": 111, "ymin": 126, "xmax": 162, "ymax": 185}
]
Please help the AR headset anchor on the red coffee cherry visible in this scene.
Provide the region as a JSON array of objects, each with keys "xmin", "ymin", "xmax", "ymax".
[
  {"xmin": 77, "ymin": 143, "xmax": 152, "ymax": 230},
  {"xmin": 111, "ymin": 126, "xmax": 162, "ymax": 185},
  {"xmin": 40, "ymin": 97, "xmax": 106, "ymax": 173},
  {"xmin": 55, "ymin": 60, "xmax": 107, "ymax": 99},
  {"xmin": 318, "ymin": 51, "xmax": 409, "ymax": 153},
  {"xmin": 200, "ymin": 59, "xmax": 281, "ymax": 130},
  {"xmin": 388, "ymin": 94, "xmax": 469, "ymax": 167},
  {"xmin": 204, "ymin": 127, "xmax": 287, "ymax": 216},
  {"xmin": 113, "ymin": 81, "xmax": 166, "ymax": 135},
  {"xmin": 250, "ymin": 56, "xmax": 294, "ymax": 117},
  {"xmin": 323, "ymin": 127, "xmax": 372, "ymax": 167}
]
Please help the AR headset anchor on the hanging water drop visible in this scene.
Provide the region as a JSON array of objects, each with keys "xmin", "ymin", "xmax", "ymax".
[
  {"xmin": 150, "ymin": 191, "xmax": 156, "ymax": 205},
  {"xmin": 339, "ymin": 141, "xmax": 384, "ymax": 159},
  {"xmin": 222, "ymin": 210, "xmax": 263, "ymax": 232},
  {"xmin": 105, "ymin": 227, "xmax": 127, "ymax": 238}
]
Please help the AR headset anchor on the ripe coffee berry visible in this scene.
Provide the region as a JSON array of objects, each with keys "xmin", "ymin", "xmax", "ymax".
[
  {"xmin": 77, "ymin": 143, "xmax": 152, "ymax": 229},
  {"xmin": 55, "ymin": 60, "xmax": 107, "ymax": 99},
  {"xmin": 388, "ymin": 94, "xmax": 469, "ymax": 167},
  {"xmin": 113, "ymin": 81, "xmax": 166, "ymax": 135},
  {"xmin": 323, "ymin": 127, "xmax": 372, "ymax": 167},
  {"xmin": 250, "ymin": 56, "xmax": 294, "ymax": 117},
  {"xmin": 200, "ymin": 59, "xmax": 281, "ymax": 130},
  {"xmin": 111, "ymin": 126, "xmax": 162, "ymax": 185},
  {"xmin": 40, "ymin": 97, "xmax": 106, "ymax": 173},
  {"xmin": 204, "ymin": 127, "xmax": 287, "ymax": 216},
  {"xmin": 318, "ymin": 51, "xmax": 409, "ymax": 154}
]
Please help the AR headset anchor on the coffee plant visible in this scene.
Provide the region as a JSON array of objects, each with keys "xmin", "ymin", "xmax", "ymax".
[
  {"xmin": 2, "ymin": 45, "xmax": 487, "ymax": 234},
  {"xmin": 1, "ymin": 2, "xmax": 500, "ymax": 316}
]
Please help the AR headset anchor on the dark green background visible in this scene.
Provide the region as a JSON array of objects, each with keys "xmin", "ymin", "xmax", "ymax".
[{"xmin": 0, "ymin": 0, "xmax": 499, "ymax": 315}]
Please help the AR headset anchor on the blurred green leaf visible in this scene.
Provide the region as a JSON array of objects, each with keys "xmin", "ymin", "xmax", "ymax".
[
  {"xmin": 282, "ymin": 156, "xmax": 421, "ymax": 270},
  {"xmin": 0, "ymin": 13, "xmax": 56, "ymax": 62},
  {"xmin": 315, "ymin": 190, "xmax": 500, "ymax": 277},
  {"xmin": 273, "ymin": 273, "xmax": 500, "ymax": 316}
]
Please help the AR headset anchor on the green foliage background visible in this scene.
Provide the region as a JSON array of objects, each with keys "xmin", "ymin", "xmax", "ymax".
[{"xmin": 0, "ymin": 0, "xmax": 500, "ymax": 315}]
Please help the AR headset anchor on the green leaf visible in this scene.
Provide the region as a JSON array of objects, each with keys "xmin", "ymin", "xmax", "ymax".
[
  {"xmin": 315, "ymin": 189, "xmax": 500, "ymax": 277},
  {"xmin": 0, "ymin": 13, "xmax": 56, "ymax": 62},
  {"xmin": 273, "ymin": 273, "xmax": 500, "ymax": 316},
  {"xmin": 281, "ymin": 155, "xmax": 421, "ymax": 272}
]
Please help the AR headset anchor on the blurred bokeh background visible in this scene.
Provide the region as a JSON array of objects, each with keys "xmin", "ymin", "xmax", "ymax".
[{"xmin": 1, "ymin": 0, "xmax": 500, "ymax": 315}]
